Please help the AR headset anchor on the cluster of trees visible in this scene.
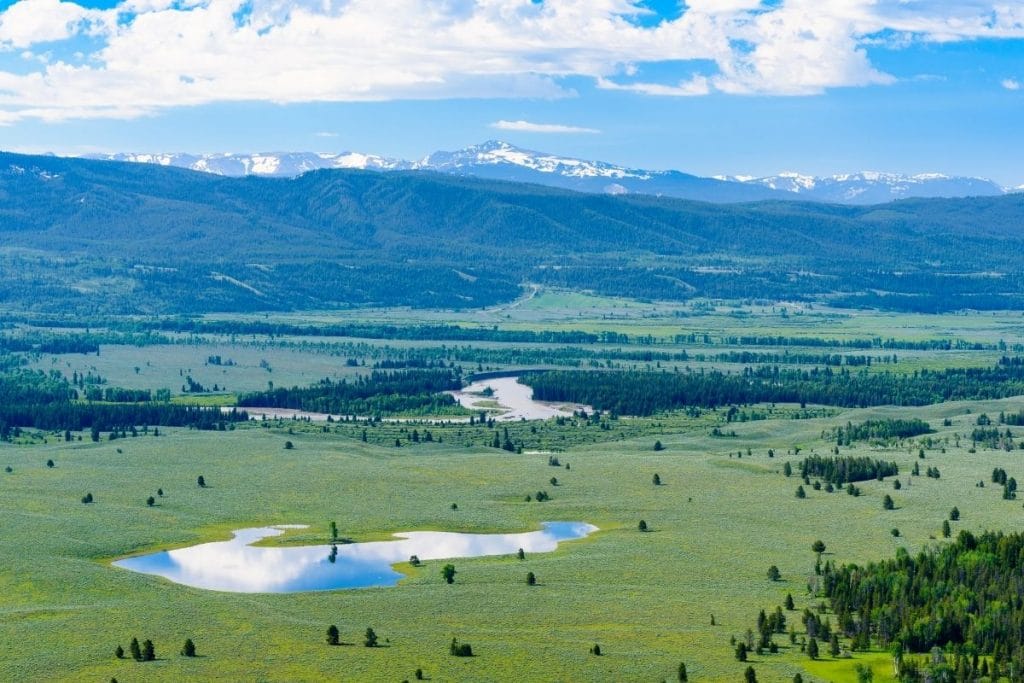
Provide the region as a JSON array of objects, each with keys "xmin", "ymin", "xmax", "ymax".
[
  {"xmin": 525, "ymin": 361, "xmax": 1024, "ymax": 416},
  {"xmin": 798, "ymin": 455, "xmax": 898, "ymax": 485},
  {"xmin": 971, "ymin": 426, "xmax": 1017, "ymax": 450},
  {"xmin": 237, "ymin": 369, "xmax": 463, "ymax": 416},
  {"xmin": 820, "ymin": 530, "xmax": 1024, "ymax": 667},
  {"xmin": 830, "ymin": 418, "xmax": 932, "ymax": 445},
  {"xmin": 83, "ymin": 387, "xmax": 153, "ymax": 403},
  {"xmin": 0, "ymin": 367, "xmax": 246, "ymax": 436},
  {"xmin": 114, "ymin": 637, "xmax": 157, "ymax": 662}
]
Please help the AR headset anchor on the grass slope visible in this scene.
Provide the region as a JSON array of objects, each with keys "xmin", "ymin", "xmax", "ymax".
[{"xmin": 3, "ymin": 397, "xmax": 1024, "ymax": 681}]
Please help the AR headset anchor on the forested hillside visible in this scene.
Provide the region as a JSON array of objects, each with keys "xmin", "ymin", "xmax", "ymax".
[{"xmin": 3, "ymin": 151, "xmax": 1024, "ymax": 313}]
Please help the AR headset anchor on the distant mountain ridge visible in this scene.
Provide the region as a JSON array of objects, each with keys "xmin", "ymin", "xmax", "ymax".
[
  {"xmin": 5, "ymin": 148, "xmax": 1024, "ymax": 317},
  {"xmin": 88, "ymin": 141, "xmax": 1012, "ymax": 204}
]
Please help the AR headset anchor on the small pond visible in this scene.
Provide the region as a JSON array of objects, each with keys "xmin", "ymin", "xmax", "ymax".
[{"xmin": 113, "ymin": 521, "xmax": 597, "ymax": 593}]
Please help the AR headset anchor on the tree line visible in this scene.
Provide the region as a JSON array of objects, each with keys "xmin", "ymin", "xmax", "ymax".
[
  {"xmin": 830, "ymin": 418, "xmax": 932, "ymax": 445},
  {"xmin": 798, "ymin": 455, "xmax": 899, "ymax": 485},
  {"xmin": 524, "ymin": 360, "xmax": 1024, "ymax": 415},
  {"xmin": 821, "ymin": 530, "xmax": 1024, "ymax": 672},
  {"xmin": 237, "ymin": 368, "xmax": 464, "ymax": 416}
]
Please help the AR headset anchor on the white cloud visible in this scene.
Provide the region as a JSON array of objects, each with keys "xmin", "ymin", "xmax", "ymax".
[
  {"xmin": 0, "ymin": 0, "xmax": 101, "ymax": 49},
  {"xmin": 314, "ymin": 131, "xmax": 339, "ymax": 137},
  {"xmin": 490, "ymin": 120, "xmax": 600, "ymax": 134},
  {"xmin": 597, "ymin": 75, "xmax": 710, "ymax": 96},
  {"xmin": 0, "ymin": 0, "xmax": 1021, "ymax": 122},
  {"xmin": 1003, "ymin": 78, "xmax": 1022, "ymax": 90}
]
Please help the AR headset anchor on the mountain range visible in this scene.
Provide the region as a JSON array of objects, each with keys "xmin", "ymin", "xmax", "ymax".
[
  {"xmin": 4, "ymin": 149, "xmax": 1024, "ymax": 315},
  {"xmin": 90, "ymin": 141, "xmax": 1018, "ymax": 205}
]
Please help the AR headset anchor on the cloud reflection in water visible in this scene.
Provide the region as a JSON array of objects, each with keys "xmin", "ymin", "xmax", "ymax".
[{"xmin": 113, "ymin": 522, "xmax": 597, "ymax": 593}]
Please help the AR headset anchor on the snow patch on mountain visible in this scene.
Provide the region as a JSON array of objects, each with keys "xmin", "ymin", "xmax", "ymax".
[
  {"xmin": 417, "ymin": 140, "xmax": 653, "ymax": 180},
  {"xmin": 86, "ymin": 142, "xmax": 1013, "ymax": 204}
]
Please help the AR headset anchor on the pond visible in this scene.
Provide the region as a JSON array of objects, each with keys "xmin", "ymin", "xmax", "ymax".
[
  {"xmin": 113, "ymin": 521, "xmax": 597, "ymax": 593},
  {"xmin": 448, "ymin": 376, "xmax": 591, "ymax": 421}
]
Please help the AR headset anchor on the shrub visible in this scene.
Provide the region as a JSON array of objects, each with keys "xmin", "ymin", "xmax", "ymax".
[
  {"xmin": 653, "ymin": 473, "xmax": 661, "ymax": 485},
  {"xmin": 364, "ymin": 627, "xmax": 378, "ymax": 648},
  {"xmin": 197, "ymin": 475, "xmax": 206, "ymax": 488},
  {"xmin": 450, "ymin": 638, "xmax": 473, "ymax": 657},
  {"xmin": 653, "ymin": 441, "xmax": 664, "ymax": 451},
  {"xmin": 638, "ymin": 519, "xmax": 648, "ymax": 532},
  {"xmin": 326, "ymin": 625, "xmax": 340, "ymax": 646},
  {"xmin": 526, "ymin": 572, "xmax": 536, "ymax": 586},
  {"xmin": 441, "ymin": 564, "xmax": 457, "ymax": 584}
]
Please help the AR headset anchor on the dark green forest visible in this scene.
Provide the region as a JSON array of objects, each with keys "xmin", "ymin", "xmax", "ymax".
[
  {"xmin": 4, "ymin": 152, "xmax": 1024, "ymax": 313},
  {"xmin": 524, "ymin": 360, "xmax": 1024, "ymax": 415},
  {"xmin": 821, "ymin": 530, "xmax": 1024, "ymax": 675}
]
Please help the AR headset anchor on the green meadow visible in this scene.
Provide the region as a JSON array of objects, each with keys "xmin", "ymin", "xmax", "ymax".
[
  {"xmin": 7, "ymin": 297, "xmax": 1024, "ymax": 681},
  {"xmin": 3, "ymin": 395, "xmax": 1024, "ymax": 681}
]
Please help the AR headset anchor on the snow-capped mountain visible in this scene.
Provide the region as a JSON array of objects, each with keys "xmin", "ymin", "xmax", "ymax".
[
  {"xmin": 87, "ymin": 142, "xmax": 1012, "ymax": 205},
  {"xmin": 729, "ymin": 171, "xmax": 1007, "ymax": 204}
]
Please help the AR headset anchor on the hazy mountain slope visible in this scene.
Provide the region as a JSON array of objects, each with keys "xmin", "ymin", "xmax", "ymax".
[{"xmin": 3, "ymin": 151, "xmax": 1024, "ymax": 314}]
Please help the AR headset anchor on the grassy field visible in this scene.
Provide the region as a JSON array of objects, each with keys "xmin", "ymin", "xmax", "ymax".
[{"xmin": 4, "ymin": 395, "xmax": 1024, "ymax": 682}]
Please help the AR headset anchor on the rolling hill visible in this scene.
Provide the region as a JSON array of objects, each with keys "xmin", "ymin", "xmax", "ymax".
[{"xmin": 3, "ymin": 150, "xmax": 1024, "ymax": 314}]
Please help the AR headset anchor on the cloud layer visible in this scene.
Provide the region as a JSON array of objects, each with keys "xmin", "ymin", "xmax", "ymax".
[
  {"xmin": 0, "ymin": 0, "xmax": 1022, "ymax": 123},
  {"xmin": 491, "ymin": 120, "xmax": 600, "ymax": 134}
]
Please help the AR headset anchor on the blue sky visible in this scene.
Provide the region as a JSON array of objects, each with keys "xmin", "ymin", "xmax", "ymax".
[{"xmin": 0, "ymin": 0, "xmax": 1022, "ymax": 184}]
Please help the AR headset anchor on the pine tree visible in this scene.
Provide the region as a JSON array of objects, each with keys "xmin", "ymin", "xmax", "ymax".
[
  {"xmin": 808, "ymin": 637, "xmax": 819, "ymax": 659},
  {"xmin": 181, "ymin": 638, "xmax": 196, "ymax": 657},
  {"xmin": 526, "ymin": 571, "xmax": 536, "ymax": 586},
  {"xmin": 364, "ymin": 627, "xmax": 378, "ymax": 647},
  {"xmin": 114, "ymin": 645, "xmax": 124, "ymax": 659},
  {"xmin": 129, "ymin": 637, "xmax": 141, "ymax": 661},
  {"xmin": 653, "ymin": 473, "xmax": 661, "ymax": 485},
  {"xmin": 745, "ymin": 666, "xmax": 757, "ymax": 683},
  {"xmin": 142, "ymin": 639, "xmax": 155, "ymax": 661},
  {"xmin": 678, "ymin": 662, "xmax": 688, "ymax": 682},
  {"xmin": 326, "ymin": 625, "xmax": 340, "ymax": 646}
]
